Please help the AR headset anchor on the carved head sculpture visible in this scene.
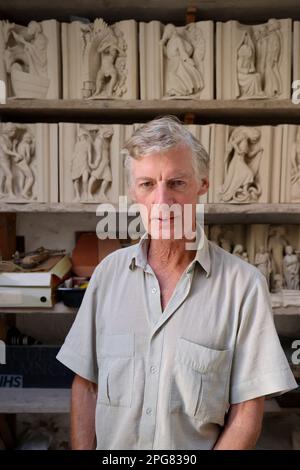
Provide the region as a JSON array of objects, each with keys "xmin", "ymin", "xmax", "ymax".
[
  {"xmin": 78, "ymin": 129, "xmax": 90, "ymax": 141},
  {"xmin": 285, "ymin": 245, "xmax": 294, "ymax": 255},
  {"xmin": 2, "ymin": 122, "xmax": 16, "ymax": 138},
  {"xmin": 22, "ymin": 131, "xmax": 33, "ymax": 144},
  {"xmin": 258, "ymin": 245, "xmax": 266, "ymax": 254},
  {"xmin": 233, "ymin": 244, "xmax": 244, "ymax": 255},
  {"xmin": 27, "ymin": 21, "xmax": 42, "ymax": 37},
  {"xmin": 267, "ymin": 18, "xmax": 280, "ymax": 32},
  {"xmin": 229, "ymin": 127, "xmax": 261, "ymax": 156},
  {"xmin": 269, "ymin": 225, "xmax": 286, "ymax": 238},
  {"xmin": 162, "ymin": 24, "xmax": 176, "ymax": 43}
]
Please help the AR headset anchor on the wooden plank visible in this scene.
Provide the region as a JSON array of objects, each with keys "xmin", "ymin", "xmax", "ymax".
[
  {"xmin": 0, "ymin": 388, "xmax": 71, "ymax": 413},
  {"xmin": 1, "ymin": 0, "xmax": 300, "ymax": 23},
  {"xmin": 0, "ymin": 202, "xmax": 299, "ymax": 224},
  {"xmin": 0, "ymin": 302, "xmax": 77, "ymax": 315},
  {"xmin": 1, "ymin": 99, "xmax": 300, "ymax": 125},
  {"xmin": 0, "ymin": 214, "xmax": 16, "ymax": 260}
]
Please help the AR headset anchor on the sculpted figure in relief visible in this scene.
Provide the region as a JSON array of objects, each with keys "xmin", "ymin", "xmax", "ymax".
[
  {"xmin": 264, "ymin": 19, "xmax": 282, "ymax": 98},
  {"xmin": 71, "ymin": 129, "xmax": 93, "ymax": 202},
  {"xmin": 71, "ymin": 126, "xmax": 113, "ymax": 202},
  {"xmin": 3, "ymin": 21, "xmax": 49, "ymax": 97},
  {"xmin": 160, "ymin": 24, "xmax": 204, "ymax": 98},
  {"xmin": 283, "ymin": 245, "xmax": 300, "ymax": 290},
  {"xmin": 81, "ymin": 19, "xmax": 127, "ymax": 99},
  {"xmin": 14, "ymin": 130, "xmax": 35, "ymax": 199},
  {"xmin": 0, "ymin": 123, "xmax": 18, "ymax": 198},
  {"xmin": 291, "ymin": 127, "xmax": 300, "ymax": 201},
  {"xmin": 235, "ymin": 20, "xmax": 283, "ymax": 99},
  {"xmin": 236, "ymin": 30, "xmax": 265, "ymax": 99},
  {"xmin": 219, "ymin": 127, "xmax": 263, "ymax": 203},
  {"xmin": 88, "ymin": 127, "xmax": 113, "ymax": 201},
  {"xmin": 0, "ymin": 124, "xmax": 36, "ymax": 199},
  {"xmin": 267, "ymin": 226, "xmax": 289, "ymax": 278},
  {"xmin": 254, "ymin": 245, "xmax": 272, "ymax": 286}
]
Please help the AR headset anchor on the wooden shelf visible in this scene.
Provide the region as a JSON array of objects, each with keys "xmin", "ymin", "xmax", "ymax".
[
  {"xmin": 1, "ymin": 99, "xmax": 300, "ymax": 125},
  {"xmin": 1, "ymin": 0, "xmax": 300, "ymax": 24},
  {"xmin": 0, "ymin": 388, "xmax": 71, "ymax": 413},
  {"xmin": 272, "ymin": 307, "xmax": 300, "ymax": 316},
  {"xmin": 0, "ymin": 302, "xmax": 77, "ymax": 315},
  {"xmin": 1, "ymin": 202, "xmax": 300, "ymax": 224}
]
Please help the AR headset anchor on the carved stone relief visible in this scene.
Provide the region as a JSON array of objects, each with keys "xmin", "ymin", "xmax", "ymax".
[
  {"xmin": 0, "ymin": 19, "xmax": 60, "ymax": 98},
  {"xmin": 0, "ymin": 122, "xmax": 58, "ymax": 203},
  {"xmin": 216, "ymin": 19, "xmax": 292, "ymax": 100},
  {"xmin": 62, "ymin": 19, "xmax": 138, "ymax": 100},
  {"xmin": 211, "ymin": 125, "xmax": 283, "ymax": 204},
  {"xmin": 59, "ymin": 123, "xmax": 126, "ymax": 203},
  {"xmin": 139, "ymin": 20, "xmax": 213, "ymax": 100}
]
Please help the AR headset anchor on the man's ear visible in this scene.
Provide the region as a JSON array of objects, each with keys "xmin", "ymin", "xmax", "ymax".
[{"xmin": 197, "ymin": 177, "xmax": 209, "ymax": 196}]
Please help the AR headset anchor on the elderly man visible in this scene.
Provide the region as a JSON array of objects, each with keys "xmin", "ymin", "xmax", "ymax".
[{"xmin": 57, "ymin": 116, "xmax": 297, "ymax": 450}]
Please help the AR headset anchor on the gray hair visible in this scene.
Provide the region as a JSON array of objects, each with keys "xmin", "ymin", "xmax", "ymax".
[{"xmin": 122, "ymin": 115, "xmax": 210, "ymax": 187}]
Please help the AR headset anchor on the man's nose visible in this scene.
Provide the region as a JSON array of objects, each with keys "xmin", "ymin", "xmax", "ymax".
[{"xmin": 153, "ymin": 182, "xmax": 174, "ymax": 205}]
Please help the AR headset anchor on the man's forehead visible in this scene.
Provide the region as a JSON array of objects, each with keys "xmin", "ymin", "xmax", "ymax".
[{"xmin": 132, "ymin": 147, "xmax": 194, "ymax": 175}]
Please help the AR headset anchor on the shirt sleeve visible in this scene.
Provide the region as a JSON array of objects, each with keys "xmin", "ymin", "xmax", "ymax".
[
  {"xmin": 56, "ymin": 264, "xmax": 101, "ymax": 384},
  {"xmin": 230, "ymin": 271, "xmax": 298, "ymax": 404}
]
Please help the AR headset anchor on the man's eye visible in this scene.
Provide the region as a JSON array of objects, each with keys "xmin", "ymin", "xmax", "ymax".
[
  {"xmin": 140, "ymin": 181, "xmax": 153, "ymax": 189},
  {"xmin": 170, "ymin": 180, "xmax": 186, "ymax": 188}
]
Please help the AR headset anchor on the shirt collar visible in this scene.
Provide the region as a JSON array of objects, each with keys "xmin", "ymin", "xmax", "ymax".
[{"xmin": 128, "ymin": 222, "xmax": 211, "ymax": 278}]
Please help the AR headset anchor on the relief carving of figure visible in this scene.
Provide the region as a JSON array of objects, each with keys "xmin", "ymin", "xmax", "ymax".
[
  {"xmin": 283, "ymin": 245, "xmax": 300, "ymax": 290},
  {"xmin": 14, "ymin": 131, "xmax": 35, "ymax": 199},
  {"xmin": 254, "ymin": 245, "xmax": 272, "ymax": 286},
  {"xmin": 0, "ymin": 124, "xmax": 36, "ymax": 200},
  {"xmin": 71, "ymin": 126, "xmax": 113, "ymax": 202},
  {"xmin": 253, "ymin": 26, "xmax": 268, "ymax": 90},
  {"xmin": 0, "ymin": 123, "xmax": 18, "ymax": 198},
  {"xmin": 160, "ymin": 24, "xmax": 203, "ymax": 98},
  {"xmin": 82, "ymin": 19, "xmax": 127, "ymax": 99},
  {"xmin": 219, "ymin": 127, "xmax": 263, "ymax": 203},
  {"xmin": 3, "ymin": 21, "xmax": 49, "ymax": 98},
  {"xmin": 267, "ymin": 226, "xmax": 289, "ymax": 278},
  {"xmin": 71, "ymin": 130, "xmax": 92, "ymax": 202},
  {"xmin": 88, "ymin": 127, "xmax": 113, "ymax": 201},
  {"xmin": 264, "ymin": 19, "xmax": 282, "ymax": 98},
  {"xmin": 236, "ymin": 30, "xmax": 265, "ymax": 99},
  {"xmin": 233, "ymin": 244, "xmax": 244, "ymax": 258},
  {"xmin": 291, "ymin": 127, "xmax": 300, "ymax": 201}
]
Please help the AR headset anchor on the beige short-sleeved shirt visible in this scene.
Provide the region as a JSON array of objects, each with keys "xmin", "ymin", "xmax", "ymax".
[{"xmin": 57, "ymin": 225, "xmax": 298, "ymax": 450}]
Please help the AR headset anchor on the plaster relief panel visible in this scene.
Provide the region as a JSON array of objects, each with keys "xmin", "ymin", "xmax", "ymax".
[
  {"xmin": 0, "ymin": 122, "xmax": 58, "ymax": 203},
  {"xmin": 139, "ymin": 21, "xmax": 213, "ymax": 99},
  {"xmin": 62, "ymin": 19, "xmax": 138, "ymax": 99},
  {"xmin": 216, "ymin": 19, "xmax": 292, "ymax": 100},
  {"xmin": 0, "ymin": 20, "xmax": 61, "ymax": 99},
  {"xmin": 211, "ymin": 125, "xmax": 282, "ymax": 203},
  {"xmin": 59, "ymin": 123, "xmax": 126, "ymax": 204}
]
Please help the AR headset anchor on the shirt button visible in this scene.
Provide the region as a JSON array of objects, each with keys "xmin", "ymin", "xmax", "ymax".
[
  {"xmin": 146, "ymin": 407, "xmax": 152, "ymax": 415},
  {"xmin": 151, "ymin": 287, "xmax": 157, "ymax": 294},
  {"xmin": 150, "ymin": 366, "xmax": 157, "ymax": 374}
]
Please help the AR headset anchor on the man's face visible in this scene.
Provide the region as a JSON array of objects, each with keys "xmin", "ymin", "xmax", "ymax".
[{"xmin": 130, "ymin": 144, "xmax": 209, "ymax": 240}]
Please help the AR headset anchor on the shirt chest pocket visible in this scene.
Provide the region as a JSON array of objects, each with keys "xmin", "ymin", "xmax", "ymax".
[
  {"xmin": 97, "ymin": 334, "xmax": 134, "ymax": 408},
  {"xmin": 169, "ymin": 338, "xmax": 232, "ymax": 426}
]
